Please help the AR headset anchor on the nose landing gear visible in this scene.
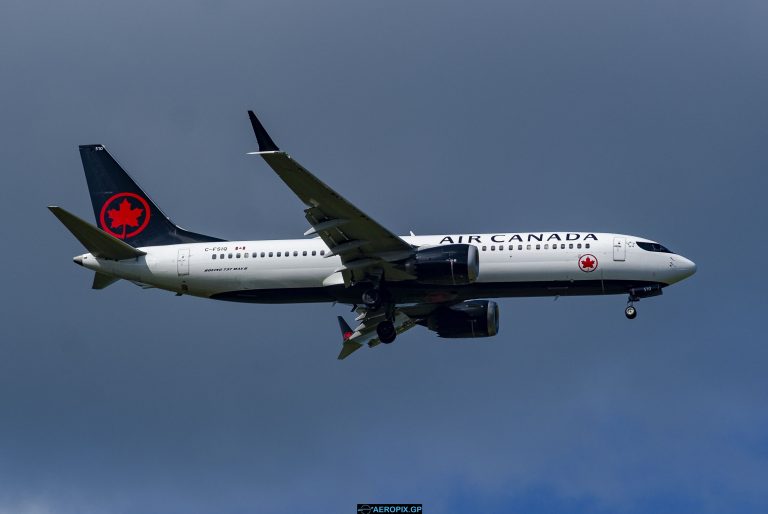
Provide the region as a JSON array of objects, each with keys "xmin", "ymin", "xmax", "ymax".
[
  {"xmin": 625, "ymin": 291, "xmax": 639, "ymax": 319},
  {"xmin": 623, "ymin": 285, "xmax": 663, "ymax": 319}
]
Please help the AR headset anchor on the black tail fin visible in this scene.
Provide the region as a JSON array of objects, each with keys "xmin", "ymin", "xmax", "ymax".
[{"xmin": 79, "ymin": 145, "xmax": 223, "ymax": 247}]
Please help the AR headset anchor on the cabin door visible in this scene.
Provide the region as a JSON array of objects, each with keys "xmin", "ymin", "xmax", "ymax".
[
  {"xmin": 177, "ymin": 248, "xmax": 190, "ymax": 276},
  {"xmin": 613, "ymin": 237, "xmax": 626, "ymax": 261}
]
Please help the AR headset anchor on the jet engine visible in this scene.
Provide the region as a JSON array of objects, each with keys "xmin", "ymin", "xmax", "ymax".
[
  {"xmin": 404, "ymin": 244, "xmax": 479, "ymax": 286},
  {"xmin": 420, "ymin": 300, "xmax": 499, "ymax": 338}
]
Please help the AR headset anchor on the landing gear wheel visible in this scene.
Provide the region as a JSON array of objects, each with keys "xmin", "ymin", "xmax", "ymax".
[
  {"xmin": 377, "ymin": 320, "xmax": 397, "ymax": 344},
  {"xmin": 362, "ymin": 288, "xmax": 381, "ymax": 309},
  {"xmin": 625, "ymin": 305, "xmax": 637, "ymax": 319}
]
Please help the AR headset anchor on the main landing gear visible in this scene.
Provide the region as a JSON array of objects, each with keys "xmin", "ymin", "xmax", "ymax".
[
  {"xmin": 376, "ymin": 319, "xmax": 397, "ymax": 344},
  {"xmin": 362, "ymin": 282, "xmax": 397, "ymax": 344},
  {"xmin": 362, "ymin": 288, "xmax": 382, "ymax": 310}
]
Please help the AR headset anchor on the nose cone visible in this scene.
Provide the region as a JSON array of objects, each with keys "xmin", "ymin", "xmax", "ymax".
[
  {"xmin": 73, "ymin": 255, "xmax": 84, "ymax": 266},
  {"xmin": 682, "ymin": 256, "xmax": 697, "ymax": 277},
  {"xmin": 673, "ymin": 255, "xmax": 697, "ymax": 282}
]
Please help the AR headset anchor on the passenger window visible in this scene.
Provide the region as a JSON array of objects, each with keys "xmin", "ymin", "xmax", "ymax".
[
  {"xmin": 536, "ymin": 244, "xmax": 540, "ymax": 250},
  {"xmin": 544, "ymin": 244, "xmax": 549, "ymax": 249},
  {"xmin": 312, "ymin": 250, "xmax": 317, "ymax": 256},
  {"xmin": 236, "ymin": 253, "xmax": 241, "ymax": 258},
  {"xmin": 526, "ymin": 244, "xmax": 531, "ymax": 250},
  {"xmin": 577, "ymin": 244, "xmax": 582, "ymax": 249},
  {"xmin": 490, "ymin": 245, "xmax": 495, "ymax": 251},
  {"xmin": 269, "ymin": 252, "xmax": 273, "ymax": 257},
  {"xmin": 293, "ymin": 251, "xmax": 298, "ymax": 256},
  {"xmin": 568, "ymin": 244, "xmax": 573, "ymax": 249},
  {"xmin": 277, "ymin": 252, "xmax": 281, "ymax": 257},
  {"xmin": 228, "ymin": 253, "xmax": 232, "ymax": 259},
  {"xmin": 561, "ymin": 244, "xmax": 565, "ymax": 249},
  {"xmin": 482, "ymin": 246, "xmax": 487, "ymax": 251},
  {"xmin": 212, "ymin": 254, "xmax": 216, "ymax": 259},
  {"xmin": 220, "ymin": 253, "xmax": 224, "ymax": 259},
  {"xmin": 320, "ymin": 250, "xmax": 325, "ymax": 256},
  {"xmin": 244, "ymin": 253, "xmax": 249, "ymax": 258},
  {"xmin": 518, "ymin": 245, "xmax": 523, "ymax": 250},
  {"xmin": 586, "ymin": 243, "xmax": 590, "ymax": 249},
  {"xmin": 303, "ymin": 251, "xmax": 307, "ymax": 256},
  {"xmin": 260, "ymin": 252, "xmax": 265, "ymax": 257}
]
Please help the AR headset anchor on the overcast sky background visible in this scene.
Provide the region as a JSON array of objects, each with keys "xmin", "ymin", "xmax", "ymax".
[{"xmin": 1, "ymin": 1, "xmax": 767, "ymax": 513}]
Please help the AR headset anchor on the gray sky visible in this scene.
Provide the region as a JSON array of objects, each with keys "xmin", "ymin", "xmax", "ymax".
[{"xmin": 1, "ymin": 0, "xmax": 767, "ymax": 513}]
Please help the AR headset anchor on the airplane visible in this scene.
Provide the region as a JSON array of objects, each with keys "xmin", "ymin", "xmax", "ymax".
[{"xmin": 49, "ymin": 111, "xmax": 697, "ymax": 359}]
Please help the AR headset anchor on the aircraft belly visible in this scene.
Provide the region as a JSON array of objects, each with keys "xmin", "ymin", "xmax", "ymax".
[{"xmin": 193, "ymin": 266, "xmax": 329, "ymax": 297}]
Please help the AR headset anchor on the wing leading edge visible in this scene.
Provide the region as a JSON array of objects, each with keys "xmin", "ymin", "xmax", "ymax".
[{"xmin": 247, "ymin": 111, "xmax": 416, "ymax": 286}]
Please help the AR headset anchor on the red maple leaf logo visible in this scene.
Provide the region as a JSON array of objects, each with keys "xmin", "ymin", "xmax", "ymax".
[
  {"xmin": 581, "ymin": 256, "xmax": 595, "ymax": 269},
  {"xmin": 107, "ymin": 199, "xmax": 144, "ymax": 239}
]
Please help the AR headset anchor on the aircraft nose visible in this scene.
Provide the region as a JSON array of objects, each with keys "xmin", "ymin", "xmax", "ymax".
[
  {"xmin": 73, "ymin": 255, "xmax": 84, "ymax": 266},
  {"xmin": 678, "ymin": 256, "xmax": 697, "ymax": 279}
]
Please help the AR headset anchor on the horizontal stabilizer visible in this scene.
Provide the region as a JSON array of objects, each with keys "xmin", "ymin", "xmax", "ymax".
[
  {"xmin": 48, "ymin": 206, "xmax": 146, "ymax": 260},
  {"xmin": 92, "ymin": 272, "xmax": 120, "ymax": 289}
]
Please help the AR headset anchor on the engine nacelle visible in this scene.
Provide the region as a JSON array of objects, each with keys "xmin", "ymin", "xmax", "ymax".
[
  {"xmin": 404, "ymin": 244, "xmax": 479, "ymax": 286},
  {"xmin": 423, "ymin": 300, "xmax": 500, "ymax": 338}
]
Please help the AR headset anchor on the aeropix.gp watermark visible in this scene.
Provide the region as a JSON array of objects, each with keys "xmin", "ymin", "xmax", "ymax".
[{"xmin": 357, "ymin": 505, "xmax": 422, "ymax": 513}]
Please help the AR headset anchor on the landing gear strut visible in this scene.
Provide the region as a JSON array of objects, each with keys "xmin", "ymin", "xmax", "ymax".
[
  {"xmin": 377, "ymin": 320, "xmax": 397, "ymax": 344},
  {"xmin": 362, "ymin": 279, "xmax": 396, "ymax": 342},
  {"xmin": 625, "ymin": 293, "xmax": 638, "ymax": 320}
]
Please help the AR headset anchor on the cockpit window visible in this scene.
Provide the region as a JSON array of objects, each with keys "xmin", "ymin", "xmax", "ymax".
[{"xmin": 637, "ymin": 241, "xmax": 673, "ymax": 253}]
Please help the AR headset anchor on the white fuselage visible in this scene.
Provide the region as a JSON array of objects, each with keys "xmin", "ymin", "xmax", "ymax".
[{"xmin": 75, "ymin": 232, "xmax": 696, "ymax": 304}]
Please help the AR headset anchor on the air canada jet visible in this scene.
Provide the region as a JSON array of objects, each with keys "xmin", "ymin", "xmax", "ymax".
[{"xmin": 50, "ymin": 111, "xmax": 696, "ymax": 359}]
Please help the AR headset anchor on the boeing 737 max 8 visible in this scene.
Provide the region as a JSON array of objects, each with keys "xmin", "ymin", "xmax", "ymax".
[{"xmin": 49, "ymin": 111, "xmax": 696, "ymax": 359}]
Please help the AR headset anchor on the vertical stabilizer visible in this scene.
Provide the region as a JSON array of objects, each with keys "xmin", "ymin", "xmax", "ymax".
[{"xmin": 79, "ymin": 145, "xmax": 222, "ymax": 247}]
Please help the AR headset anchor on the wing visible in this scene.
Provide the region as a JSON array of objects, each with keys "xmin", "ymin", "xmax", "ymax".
[
  {"xmin": 336, "ymin": 303, "xmax": 445, "ymax": 359},
  {"xmin": 247, "ymin": 111, "xmax": 416, "ymax": 286},
  {"xmin": 337, "ymin": 307, "xmax": 420, "ymax": 360}
]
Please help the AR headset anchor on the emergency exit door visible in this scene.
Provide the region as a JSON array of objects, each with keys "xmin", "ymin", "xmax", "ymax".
[
  {"xmin": 613, "ymin": 237, "xmax": 626, "ymax": 261},
  {"xmin": 177, "ymin": 248, "xmax": 190, "ymax": 276}
]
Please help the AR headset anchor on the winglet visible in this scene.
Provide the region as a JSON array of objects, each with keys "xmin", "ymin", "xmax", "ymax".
[
  {"xmin": 337, "ymin": 316, "xmax": 363, "ymax": 360},
  {"xmin": 337, "ymin": 316, "xmax": 354, "ymax": 341},
  {"xmin": 248, "ymin": 110, "xmax": 280, "ymax": 152}
]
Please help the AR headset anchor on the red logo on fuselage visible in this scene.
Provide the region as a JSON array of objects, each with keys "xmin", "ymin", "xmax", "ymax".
[
  {"xmin": 99, "ymin": 192, "xmax": 151, "ymax": 239},
  {"xmin": 579, "ymin": 254, "xmax": 598, "ymax": 272}
]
